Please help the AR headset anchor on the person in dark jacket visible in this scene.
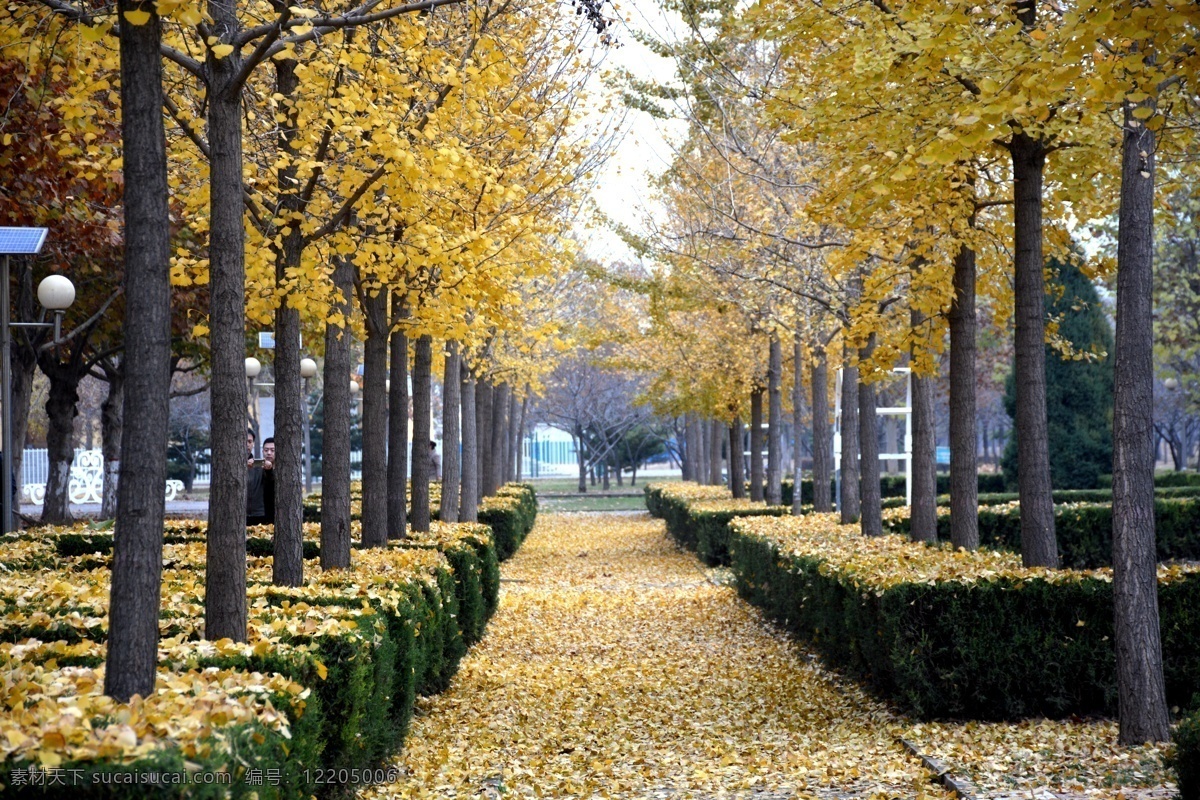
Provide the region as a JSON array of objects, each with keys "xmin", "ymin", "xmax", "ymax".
[{"xmin": 246, "ymin": 430, "xmax": 275, "ymax": 526}]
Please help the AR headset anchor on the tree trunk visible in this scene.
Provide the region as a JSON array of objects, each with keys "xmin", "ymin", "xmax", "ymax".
[
  {"xmin": 1010, "ymin": 132, "xmax": 1058, "ymax": 567},
  {"xmin": 488, "ymin": 383, "xmax": 509, "ymax": 494},
  {"xmin": 204, "ymin": 0, "xmax": 249, "ymax": 641},
  {"xmin": 910, "ymin": 318, "xmax": 938, "ymax": 543},
  {"xmin": 319, "ymin": 257, "xmax": 353, "ymax": 570},
  {"xmin": 687, "ymin": 414, "xmax": 696, "ymax": 482},
  {"xmin": 1112, "ymin": 93, "xmax": 1170, "ymax": 744},
  {"xmin": 750, "ymin": 389, "xmax": 764, "ymax": 501},
  {"xmin": 506, "ymin": 390, "xmax": 520, "ymax": 484},
  {"xmin": 767, "ymin": 336, "xmax": 784, "ymax": 505},
  {"xmin": 840, "ymin": 340, "xmax": 860, "ymax": 524},
  {"xmin": 40, "ymin": 366, "xmax": 80, "ymax": 524},
  {"xmin": 515, "ymin": 393, "xmax": 528, "ymax": 482},
  {"xmin": 268, "ymin": 54, "xmax": 305, "ymax": 588},
  {"xmin": 477, "ymin": 380, "xmax": 493, "ymax": 499},
  {"xmin": 575, "ymin": 425, "xmax": 587, "ymax": 492},
  {"xmin": 440, "ymin": 342, "xmax": 461, "ymax": 523},
  {"xmin": 105, "ymin": 1, "xmax": 172, "ymax": 700},
  {"xmin": 792, "ymin": 332, "xmax": 805, "ymax": 515},
  {"xmin": 858, "ymin": 338, "xmax": 882, "ymax": 537},
  {"xmin": 708, "ymin": 418, "xmax": 723, "ymax": 486},
  {"xmin": 387, "ymin": 298, "xmax": 409, "ymax": 539},
  {"xmin": 697, "ymin": 417, "xmax": 709, "ymax": 485},
  {"xmin": 6, "ymin": 259, "xmax": 39, "ymax": 512},
  {"xmin": 271, "ymin": 286, "xmax": 304, "ymax": 585},
  {"xmin": 602, "ymin": 459, "xmax": 610, "ymax": 490},
  {"xmin": 359, "ymin": 290, "xmax": 388, "ymax": 547},
  {"xmin": 812, "ymin": 349, "xmax": 832, "ymax": 512},
  {"xmin": 410, "ymin": 335, "xmax": 433, "ymax": 532},
  {"xmin": 729, "ymin": 420, "xmax": 746, "ymax": 498},
  {"xmin": 687, "ymin": 413, "xmax": 703, "ymax": 482},
  {"xmin": 949, "ymin": 241, "xmax": 980, "ymax": 549},
  {"xmin": 100, "ymin": 369, "xmax": 123, "ymax": 519},
  {"xmin": 884, "ymin": 418, "xmax": 898, "ymax": 475},
  {"xmin": 459, "ymin": 362, "xmax": 478, "ymax": 521}
]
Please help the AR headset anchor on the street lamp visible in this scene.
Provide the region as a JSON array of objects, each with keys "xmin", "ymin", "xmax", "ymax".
[
  {"xmin": 1164, "ymin": 377, "xmax": 1180, "ymax": 391},
  {"xmin": 300, "ymin": 357, "xmax": 317, "ymax": 493},
  {"xmin": 245, "ymin": 357, "xmax": 263, "ymax": 451},
  {"xmin": 2, "ymin": 227, "xmax": 76, "ymax": 534}
]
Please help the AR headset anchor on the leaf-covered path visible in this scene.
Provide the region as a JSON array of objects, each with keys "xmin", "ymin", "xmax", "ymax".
[{"xmin": 363, "ymin": 511, "xmax": 945, "ymax": 799}]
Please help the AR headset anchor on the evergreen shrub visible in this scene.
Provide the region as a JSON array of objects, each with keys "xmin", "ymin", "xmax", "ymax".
[
  {"xmin": 0, "ymin": 505, "xmax": 522, "ymax": 796},
  {"xmin": 1172, "ymin": 703, "xmax": 1200, "ymax": 800},
  {"xmin": 644, "ymin": 483, "xmax": 788, "ymax": 565},
  {"xmin": 780, "ymin": 473, "xmax": 1008, "ymax": 507},
  {"xmin": 478, "ymin": 483, "xmax": 539, "ymax": 560},
  {"xmin": 882, "ymin": 497, "xmax": 1200, "ymax": 568},
  {"xmin": 1001, "ymin": 257, "xmax": 1115, "ymax": 491},
  {"xmin": 1155, "ymin": 472, "xmax": 1200, "ymax": 488},
  {"xmin": 727, "ymin": 515, "xmax": 1200, "ymax": 720}
]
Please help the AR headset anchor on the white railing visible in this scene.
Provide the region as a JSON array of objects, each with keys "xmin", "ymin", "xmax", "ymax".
[
  {"xmin": 18, "ymin": 447, "xmax": 369, "ymax": 495},
  {"xmin": 20, "ymin": 449, "xmax": 182, "ymax": 504}
]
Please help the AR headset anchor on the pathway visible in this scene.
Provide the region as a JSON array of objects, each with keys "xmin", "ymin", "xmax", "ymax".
[{"xmin": 363, "ymin": 512, "xmax": 946, "ymax": 799}]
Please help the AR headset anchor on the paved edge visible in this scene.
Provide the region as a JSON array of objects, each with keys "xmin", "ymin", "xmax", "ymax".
[{"xmin": 898, "ymin": 737, "xmax": 979, "ymax": 800}]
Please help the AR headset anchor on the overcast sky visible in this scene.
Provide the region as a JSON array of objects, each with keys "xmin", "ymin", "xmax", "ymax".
[{"xmin": 574, "ymin": 1, "xmax": 689, "ymax": 265}]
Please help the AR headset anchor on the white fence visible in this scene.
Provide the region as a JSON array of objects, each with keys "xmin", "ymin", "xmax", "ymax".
[
  {"xmin": 18, "ymin": 449, "xmax": 183, "ymax": 505},
  {"xmin": 18, "ymin": 446, "xmax": 447, "ymax": 493}
]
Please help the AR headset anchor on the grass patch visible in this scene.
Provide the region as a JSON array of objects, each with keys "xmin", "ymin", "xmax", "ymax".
[{"xmin": 539, "ymin": 495, "xmax": 647, "ymax": 513}]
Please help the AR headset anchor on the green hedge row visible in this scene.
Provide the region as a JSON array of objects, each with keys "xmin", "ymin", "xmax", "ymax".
[
  {"xmin": 301, "ymin": 484, "xmax": 537, "ymax": 557},
  {"xmin": 780, "ymin": 473, "xmax": 1009, "ymax": 506},
  {"xmin": 1100, "ymin": 471, "xmax": 1200, "ymax": 489},
  {"xmin": 727, "ymin": 522, "xmax": 1200, "ymax": 721},
  {"xmin": 1173, "ymin": 703, "xmax": 1200, "ymax": 800},
  {"xmin": 946, "ymin": 485, "xmax": 1200, "ymax": 508},
  {"xmin": 0, "ymin": 568, "xmax": 459, "ymax": 797},
  {"xmin": 0, "ymin": 489, "xmax": 539, "ymax": 798},
  {"xmin": 0, "ymin": 719, "xmax": 313, "ymax": 800},
  {"xmin": 478, "ymin": 484, "xmax": 538, "ymax": 561},
  {"xmin": 644, "ymin": 485, "xmax": 789, "ymax": 566},
  {"xmin": 883, "ymin": 496, "xmax": 1200, "ymax": 569}
]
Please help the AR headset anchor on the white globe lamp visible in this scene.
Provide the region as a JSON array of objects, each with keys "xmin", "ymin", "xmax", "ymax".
[{"xmin": 37, "ymin": 274, "xmax": 75, "ymax": 310}]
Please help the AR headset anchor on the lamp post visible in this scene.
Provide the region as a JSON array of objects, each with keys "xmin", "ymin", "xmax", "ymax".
[
  {"xmin": 300, "ymin": 357, "xmax": 317, "ymax": 493},
  {"xmin": 245, "ymin": 357, "xmax": 263, "ymax": 450},
  {"xmin": 2, "ymin": 227, "xmax": 76, "ymax": 534}
]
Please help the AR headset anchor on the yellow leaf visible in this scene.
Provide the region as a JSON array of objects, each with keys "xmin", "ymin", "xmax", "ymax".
[
  {"xmin": 211, "ymin": 43, "xmax": 234, "ymax": 58},
  {"xmin": 123, "ymin": 9, "xmax": 152, "ymax": 24}
]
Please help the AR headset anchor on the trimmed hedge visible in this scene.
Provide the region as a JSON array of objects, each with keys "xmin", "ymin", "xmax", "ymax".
[
  {"xmin": 940, "ymin": 485, "xmax": 1200, "ymax": 508},
  {"xmin": 780, "ymin": 473, "xmax": 1009, "ymax": 507},
  {"xmin": 0, "ymin": 718, "xmax": 311, "ymax": 800},
  {"xmin": 1100, "ymin": 472, "xmax": 1200, "ymax": 489},
  {"xmin": 644, "ymin": 483, "xmax": 789, "ymax": 566},
  {"xmin": 0, "ymin": 508, "xmax": 526, "ymax": 797},
  {"xmin": 478, "ymin": 484, "xmax": 538, "ymax": 561},
  {"xmin": 727, "ymin": 515, "xmax": 1200, "ymax": 721},
  {"xmin": 883, "ymin": 497, "xmax": 1200, "ymax": 569},
  {"xmin": 1173, "ymin": 703, "xmax": 1200, "ymax": 800}
]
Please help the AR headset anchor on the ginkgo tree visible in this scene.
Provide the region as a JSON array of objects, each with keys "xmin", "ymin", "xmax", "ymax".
[{"xmin": 12, "ymin": 0, "xmax": 614, "ymax": 699}]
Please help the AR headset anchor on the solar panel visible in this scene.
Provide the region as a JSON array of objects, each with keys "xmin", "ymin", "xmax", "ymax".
[{"xmin": 0, "ymin": 227, "xmax": 48, "ymax": 255}]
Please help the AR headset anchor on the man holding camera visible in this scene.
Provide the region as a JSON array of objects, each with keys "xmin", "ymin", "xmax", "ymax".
[{"xmin": 246, "ymin": 430, "xmax": 275, "ymax": 526}]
